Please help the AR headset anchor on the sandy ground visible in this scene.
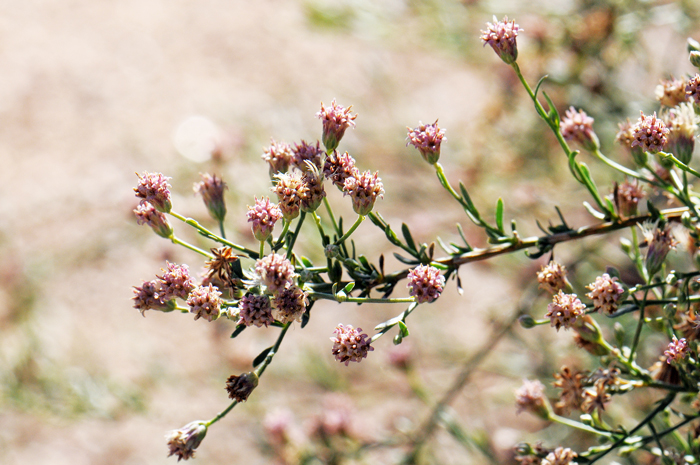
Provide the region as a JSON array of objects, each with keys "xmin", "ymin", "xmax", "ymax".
[{"xmin": 0, "ymin": 1, "xmax": 698, "ymax": 464}]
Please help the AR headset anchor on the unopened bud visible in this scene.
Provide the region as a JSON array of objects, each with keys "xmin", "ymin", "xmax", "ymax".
[
  {"xmin": 691, "ymin": 51, "xmax": 700, "ymax": 69},
  {"xmin": 225, "ymin": 372, "xmax": 259, "ymax": 402},
  {"xmin": 518, "ymin": 314, "xmax": 536, "ymax": 329}
]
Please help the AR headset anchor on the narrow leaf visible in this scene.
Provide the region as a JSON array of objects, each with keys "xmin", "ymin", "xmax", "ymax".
[
  {"xmin": 253, "ymin": 346, "xmax": 272, "ymax": 367},
  {"xmin": 343, "ymin": 282, "xmax": 356, "ymax": 293},
  {"xmin": 231, "ymin": 324, "xmax": 247, "ymax": 339},
  {"xmin": 495, "ymin": 197, "xmax": 505, "ymax": 233},
  {"xmin": 393, "ymin": 253, "xmax": 420, "ymax": 265},
  {"xmin": 401, "ymin": 223, "xmax": 417, "ymax": 251},
  {"xmin": 398, "ymin": 321, "xmax": 410, "ymax": 338}
]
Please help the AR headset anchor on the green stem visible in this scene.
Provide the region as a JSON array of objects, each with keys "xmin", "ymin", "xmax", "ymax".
[
  {"xmin": 205, "ymin": 322, "xmax": 291, "ymax": 428},
  {"xmin": 323, "ymin": 197, "xmax": 342, "ymax": 238},
  {"xmin": 660, "ymin": 151, "xmax": 700, "ymax": 178},
  {"xmin": 334, "ymin": 215, "xmax": 365, "ymax": 245},
  {"xmin": 311, "ymin": 211, "xmax": 326, "ymax": 242},
  {"xmin": 286, "ymin": 212, "xmax": 306, "ymax": 260},
  {"xmin": 628, "ymin": 289, "xmax": 649, "ymax": 363},
  {"xmin": 171, "ymin": 235, "xmax": 213, "ymax": 258},
  {"xmin": 273, "ymin": 220, "xmax": 291, "ymax": 251},
  {"xmin": 218, "ymin": 219, "xmax": 226, "ymax": 239},
  {"xmin": 592, "ymin": 148, "xmax": 655, "ymax": 184},
  {"xmin": 309, "ymin": 291, "xmax": 415, "ymax": 304},
  {"xmin": 259, "ymin": 240, "xmax": 265, "ymax": 259},
  {"xmin": 434, "ymin": 162, "xmax": 465, "ymax": 205},
  {"xmin": 371, "ymin": 302, "xmax": 420, "ymax": 343},
  {"xmin": 170, "ymin": 210, "xmax": 258, "ymax": 258}
]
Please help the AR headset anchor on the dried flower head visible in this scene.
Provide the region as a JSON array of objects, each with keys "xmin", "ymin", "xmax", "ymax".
[
  {"xmin": 157, "ymin": 262, "xmax": 196, "ymax": 301},
  {"xmin": 553, "ymin": 366, "xmax": 585, "ymax": 413},
  {"xmin": 134, "ymin": 201, "xmax": 173, "ymax": 238},
  {"xmin": 134, "ymin": 172, "xmax": 172, "ymax": 213},
  {"xmin": 205, "ymin": 247, "xmax": 241, "ymax": 289},
  {"xmin": 686, "ymin": 74, "xmax": 700, "ymax": 104},
  {"xmin": 589, "ymin": 366, "xmax": 620, "ymax": 387},
  {"xmin": 407, "ymin": 265, "xmax": 445, "ymax": 304},
  {"xmin": 316, "ymin": 99, "xmax": 357, "ymax": 152},
  {"xmin": 262, "ymin": 139, "xmax": 293, "ymax": 176},
  {"xmin": 480, "ymin": 16, "xmax": 521, "ymax": 64},
  {"xmin": 226, "ymin": 371, "xmax": 259, "ymax": 402},
  {"xmin": 665, "ymin": 336, "xmax": 689, "ymax": 363},
  {"xmin": 541, "ymin": 447, "xmax": 577, "ymax": 465},
  {"xmin": 665, "ymin": 102, "xmax": 698, "ymax": 164},
  {"xmin": 406, "ymin": 120, "xmax": 446, "ymax": 164},
  {"xmin": 193, "ymin": 173, "xmax": 227, "ymax": 222},
  {"xmin": 641, "ymin": 222, "xmax": 678, "ymax": 276},
  {"xmin": 292, "ymin": 140, "xmax": 324, "ymax": 171},
  {"xmin": 299, "ymin": 166, "xmax": 326, "ymax": 213},
  {"xmin": 515, "ymin": 379, "xmax": 549, "ymax": 419},
  {"xmin": 246, "ymin": 197, "xmax": 282, "ymax": 242},
  {"xmin": 186, "ymin": 284, "xmax": 222, "ymax": 322},
  {"xmin": 537, "ymin": 261, "xmax": 568, "ymax": 294},
  {"xmin": 631, "ymin": 111, "xmax": 670, "ymax": 153},
  {"xmin": 586, "ymin": 273, "xmax": 624, "ymax": 315},
  {"xmin": 581, "ymin": 380, "xmax": 611, "ymax": 414},
  {"xmin": 238, "ymin": 293, "xmax": 274, "ymax": 328},
  {"xmin": 331, "ymin": 324, "xmax": 374, "ymax": 366},
  {"xmin": 133, "ymin": 280, "xmax": 170, "ymax": 315},
  {"xmin": 271, "ymin": 171, "xmax": 304, "ymax": 221},
  {"xmin": 656, "ymin": 76, "xmax": 688, "ymax": 107},
  {"xmin": 255, "ymin": 253, "xmax": 297, "ymax": 293},
  {"xmin": 614, "ymin": 180, "xmax": 645, "ymax": 218},
  {"xmin": 546, "ymin": 291, "xmax": 586, "ymax": 331},
  {"xmin": 323, "ymin": 151, "xmax": 359, "ymax": 190},
  {"xmin": 166, "ymin": 421, "xmax": 208, "ymax": 462},
  {"xmin": 560, "ymin": 107, "xmax": 599, "ymax": 151},
  {"xmin": 272, "ymin": 285, "xmax": 308, "ymax": 324},
  {"xmin": 343, "ymin": 170, "xmax": 384, "ymax": 215}
]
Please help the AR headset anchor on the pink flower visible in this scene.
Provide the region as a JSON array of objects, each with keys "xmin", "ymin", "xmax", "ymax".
[
  {"xmin": 331, "ymin": 324, "xmax": 373, "ymax": 366},
  {"xmin": 664, "ymin": 336, "xmax": 689, "ymax": 363},
  {"xmin": 134, "ymin": 172, "xmax": 172, "ymax": 213},
  {"xmin": 262, "ymin": 139, "xmax": 293, "ymax": 176},
  {"xmin": 407, "ymin": 265, "xmax": 445, "ymax": 303},
  {"xmin": 545, "ymin": 291, "xmax": 585, "ymax": 331},
  {"xmin": 343, "ymin": 170, "xmax": 384, "ymax": 215},
  {"xmin": 134, "ymin": 202, "xmax": 173, "ymax": 238},
  {"xmin": 560, "ymin": 107, "xmax": 599, "ymax": 151},
  {"xmin": 246, "ymin": 197, "xmax": 282, "ymax": 242},
  {"xmin": 406, "ymin": 120, "xmax": 446, "ymax": 164},
  {"xmin": 255, "ymin": 254, "xmax": 297, "ymax": 293},
  {"xmin": 186, "ymin": 284, "xmax": 222, "ymax": 322},
  {"xmin": 316, "ymin": 99, "xmax": 357, "ymax": 152},
  {"xmin": 194, "ymin": 173, "xmax": 227, "ymax": 222},
  {"xmin": 630, "ymin": 111, "xmax": 669, "ymax": 153},
  {"xmin": 480, "ymin": 16, "xmax": 521, "ymax": 64}
]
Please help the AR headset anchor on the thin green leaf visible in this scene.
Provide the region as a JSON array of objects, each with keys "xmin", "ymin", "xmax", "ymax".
[
  {"xmin": 401, "ymin": 223, "xmax": 417, "ymax": 251},
  {"xmin": 542, "ymin": 91, "xmax": 559, "ymax": 126},
  {"xmin": 458, "ymin": 182, "xmax": 476, "ymax": 212},
  {"xmin": 343, "ymin": 282, "xmax": 356, "ymax": 293},
  {"xmin": 495, "ymin": 198, "xmax": 504, "ymax": 233},
  {"xmin": 393, "ymin": 253, "xmax": 420, "ymax": 265},
  {"xmin": 231, "ymin": 324, "xmax": 247, "ymax": 339},
  {"xmin": 253, "ymin": 346, "xmax": 272, "ymax": 367},
  {"xmin": 398, "ymin": 321, "xmax": 409, "ymax": 338},
  {"xmin": 583, "ymin": 201, "xmax": 606, "ymax": 220}
]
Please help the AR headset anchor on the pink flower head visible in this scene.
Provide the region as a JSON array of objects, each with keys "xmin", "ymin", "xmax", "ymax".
[
  {"xmin": 237, "ymin": 293, "xmax": 274, "ymax": 328},
  {"xmin": 158, "ymin": 262, "xmax": 196, "ymax": 301},
  {"xmin": 560, "ymin": 107, "xmax": 599, "ymax": 151},
  {"xmin": 515, "ymin": 379, "xmax": 548, "ymax": 418},
  {"xmin": 262, "ymin": 139, "xmax": 293, "ymax": 176},
  {"xmin": 133, "ymin": 280, "xmax": 169, "ymax": 316},
  {"xmin": 343, "ymin": 170, "xmax": 384, "ymax": 215},
  {"xmin": 246, "ymin": 197, "xmax": 282, "ymax": 242},
  {"xmin": 134, "ymin": 172, "xmax": 172, "ymax": 213},
  {"xmin": 686, "ymin": 74, "xmax": 700, "ymax": 105},
  {"xmin": 291, "ymin": 140, "xmax": 324, "ymax": 171},
  {"xmin": 537, "ymin": 261, "xmax": 568, "ymax": 294},
  {"xmin": 166, "ymin": 421, "xmax": 208, "ymax": 462},
  {"xmin": 194, "ymin": 173, "xmax": 227, "ymax": 222},
  {"xmin": 134, "ymin": 202, "xmax": 173, "ymax": 238},
  {"xmin": 316, "ymin": 99, "xmax": 357, "ymax": 152},
  {"xmin": 186, "ymin": 284, "xmax": 222, "ymax": 322},
  {"xmin": 614, "ymin": 180, "xmax": 645, "ymax": 218},
  {"xmin": 407, "ymin": 265, "xmax": 445, "ymax": 304},
  {"xmin": 656, "ymin": 76, "xmax": 688, "ymax": 107},
  {"xmin": 299, "ymin": 167, "xmax": 326, "ymax": 213},
  {"xmin": 406, "ymin": 120, "xmax": 446, "ymax": 164},
  {"xmin": 272, "ymin": 285, "xmax": 308, "ymax": 324},
  {"xmin": 323, "ymin": 151, "xmax": 359, "ymax": 190},
  {"xmin": 271, "ymin": 171, "xmax": 303, "ymax": 221},
  {"xmin": 255, "ymin": 253, "xmax": 297, "ymax": 293},
  {"xmin": 641, "ymin": 222, "xmax": 677, "ymax": 276},
  {"xmin": 665, "ymin": 336, "xmax": 689, "ymax": 363},
  {"xmin": 586, "ymin": 273, "xmax": 624, "ymax": 315},
  {"xmin": 542, "ymin": 447, "xmax": 577, "ymax": 465},
  {"xmin": 331, "ymin": 324, "xmax": 374, "ymax": 366},
  {"xmin": 631, "ymin": 111, "xmax": 669, "ymax": 153},
  {"xmin": 545, "ymin": 291, "xmax": 585, "ymax": 331},
  {"xmin": 480, "ymin": 16, "xmax": 521, "ymax": 64}
]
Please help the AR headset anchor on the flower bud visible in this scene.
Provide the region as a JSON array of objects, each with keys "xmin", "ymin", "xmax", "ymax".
[
  {"xmin": 316, "ymin": 99, "xmax": 357, "ymax": 152},
  {"xmin": 642, "ymin": 222, "xmax": 678, "ymax": 276},
  {"xmin": 480, "ymin": 16, "xmax": 521, "ymax": 65},
  {"xmin": 134, "ymin": 202, "xmax": 173, "ymax": 238},
  {"xmin": 225, "ymin": 371, "xmax": 259, "ymax": 402},
  {"xmin": 194, "ymin": 173, "xmax": 227, "ymax": 222},
  {"xmin": 560, "ymin": 107, "xmax": 599, "ymax": 152},
  {"xmin": 166, "ymin": 421, "xmax": 208, "ymax": 461},
  {"xmin": 690, "ymin": 51, "xmax": 700, "ymax": 69},
  {"xmin": 246, "ymin": 197, "xmax": 282, "ymax": 242},
  {"xmin": 518, "ymin": 314, "xmax": 536, "ymax": 329},
  {"xmin": 134, "ymin": 172, "xmax": 172, "ymax": 213},
  {"xmin": 406, "ymin": 120, "xmax": 446, "ymax": 165}
]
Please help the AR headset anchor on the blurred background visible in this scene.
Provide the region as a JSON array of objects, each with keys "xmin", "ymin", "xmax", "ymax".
[{"xmin": 2, "ymin": 0, "xmax": 700, "ymax": 463}]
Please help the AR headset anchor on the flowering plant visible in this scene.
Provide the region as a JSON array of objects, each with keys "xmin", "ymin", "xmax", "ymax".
[{"xmin": 130, "ymin": 14, "xmax": 700, "ymax": 464}]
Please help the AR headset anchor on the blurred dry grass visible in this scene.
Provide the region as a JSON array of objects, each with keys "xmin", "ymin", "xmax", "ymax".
[{"xmin": 1, "ymin": 0, "xmax": 699, "ymax": 463}]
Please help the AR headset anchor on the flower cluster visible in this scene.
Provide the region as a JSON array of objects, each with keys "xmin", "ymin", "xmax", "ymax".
[
  {"xmin": 186, "ymin": 284, "xmax": 223, "ymax": 322},
  {"xmin": 166, "ymin": 421, "xmax": 208, "ymax": 462},
  {"xmin": 406, "ymin": 120, "xmax": 446, "ymax": 164},
  {"xmin": 630, "ymin": 111, "xmax": 669, "ymax": 153},
  {"xmin": 134, "ymin": 201, "xmax": 173, "ymax": 238},
  {"xmin": 656, "ymin": 76, "xmax": 688, "ymax": 107},
  {"xmin": 687, "ymin": 74, "xmax": 700, "ymax": 104},
  {"xmin": 330, "ymin": 324, "xmax": 374, "ymax": 366},
  {"xmin": 664, "ymin": 336, "xmax": 689, "ymax": 363},
  {"xmin": 480, "ymin": 16, "xmax": 521, "ymax": 64},
  {"xmin": 316, "ymin": 99, "xmax": 357, "ymax": 152},
  {"xmin": 536, "ymin": 261, "xmax": 568, "ymax": 294},
  {"xmin": 194, "ymin": 173, "xmax": 227, "ymax": 222},
  {"xmin": 560, "ymin": 107, "xmax": 599, "ymax": 152},
  {"xmin": 323, "ymin": 151, "xmax": 358, "ymax": 190},
  {"xmin": 585, "ymin": 273, "xmax": 624, "ymax": 315},
  {"xmin": 515, "ymin": 379, "xmax": 548, "ymax": 418},
  {"xmin": 343, "ymin": 170, "xmax": 384, "ymax": 215},
  {"xmin": 272, "ymin": 171, "xmax": 304, "ymax": 220},
  {"xmin": 246, "ymin": 197, "xmax": 282, "ymax": 241},
  {"xmin": 134, "ymin": 171, "xmax": 173, "ymax": 213},
  {"xmin": 407, "ymin": 265, "xmax": 445, "ymax": 303},
  {"xmin": 292, "ymin": 140, "xmax": 324, "ymax": 171},
  {"xmin": 238, "ymin": 294, "xmax": 274, "ymax": 327},
  {"xmin": 262, "ymin": 139, "xmax": 293, "ymax": 176},
  {"xmin": 545, "ymin": 291, "xmax": 585, "ymax": 331},
  {"xmin": 255, "ymin": 254, "xmax": 297, "ymax": 293}
]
